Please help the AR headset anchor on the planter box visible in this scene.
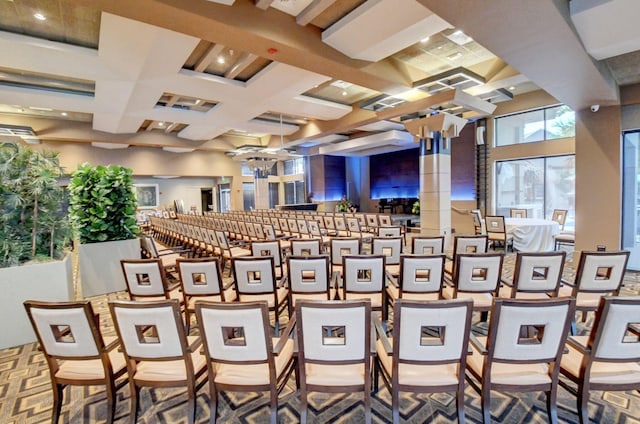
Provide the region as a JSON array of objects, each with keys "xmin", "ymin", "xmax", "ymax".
[
  {"xmin": 0, "ymin": 255, "xmax": 74, "ymax": 350},
  {"xmin": 79, "ymin": 238, "xmax": 140, "ymax": 297}
]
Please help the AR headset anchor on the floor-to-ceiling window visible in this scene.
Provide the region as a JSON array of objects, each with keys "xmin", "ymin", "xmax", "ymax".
[{"xmin": 623, "ymin": 130, "xmax": 640, "ymax": 269}]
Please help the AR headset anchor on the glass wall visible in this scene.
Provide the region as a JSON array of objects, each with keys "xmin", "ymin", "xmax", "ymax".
[
  {"xmin": 495, "ymin": 155, "xmax": 574, "ymax": 228},
  {"xmin": 269, "ymin": 182, "xmax": 279, "ymax": 209},
  {"xmin": 283, "ymin": 158, "xmax": 304, "ymax": 175},
  {"xmin": 623, "ymin": 131, "xmax": 640, "ymax": 269},
  {"xmin": 284, "ymin": 181, "xmax": 305, "ymax": 204},
  {"xmin": 495, "ymin": 105, "xmax": 575, "ymax": 146}
]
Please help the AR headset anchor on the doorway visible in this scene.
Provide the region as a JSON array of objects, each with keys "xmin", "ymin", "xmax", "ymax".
[{"xmin": 201, "ymin": 188, "xmax": 213, "ymax": 213}]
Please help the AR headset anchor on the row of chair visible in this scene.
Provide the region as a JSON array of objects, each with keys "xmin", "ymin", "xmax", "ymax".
[{"xmin": 24, "ymin": 295, "xmax": 640, "ymax": 424}]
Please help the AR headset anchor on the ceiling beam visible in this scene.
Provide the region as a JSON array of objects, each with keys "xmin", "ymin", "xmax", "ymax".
[
  {"xmin": 194, "ymin": 43, "xmax": 225, "ymax": 73},
  {"xmin": 297, "ymin": 0, "xmax": 338, "ymax": 26},
  {"xmin": 254, "ymin": 0, "xmax": 274, "ymax": 10},
  {"xmin": 225, "ymin": 52, "xmax": 258, "ymax": 79}
]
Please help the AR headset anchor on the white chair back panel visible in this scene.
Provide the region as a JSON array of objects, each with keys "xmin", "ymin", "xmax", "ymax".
[
  {"xmin": 595, "ymin": 302, "xmax": 640, "ymax": 360},
  {"xmin": 331, "ymin": 240, "xmax": 359, "ymax": 265},
  {"xmin": 180, "ymin": 262, "xmax": 221, "ymax": 295},
  {"xmin": 123, "ymin": 263, "xmax": 165, "ymax": 296},
  {"xmin": 200, "ymin": 307, "xmax": 268, "ymax": 362},
  {"xmin": 373, "ymin": 238, "xmax": 401, "ymax": 265},
  {"xmin": 301, "ymin": 306, "xmax": 366, "ymax": 361},
  {"xmin": 402, "ymin": 257, "xmax": 444, "ymax": 293},
  {"xmin": 378, "ymin": 227, "xmax": 401, "ymax": 237},
  {"xmin": 398, "ymin": 305, "xmax": 468, "ymax": 362},
  {"xmin": 456, "ymin": 256, "xmax": 501, "ymax": 292},
  {"xmin": 30, "ymin": 308, "xmax": 98, "ymax": 357},
  {"xmin": 291, "ymin": 240, "xmax": 321, "ymax": 256},
  {"xmin": 578, "ymin": 254, "xmax": 627, "ymax": 292},
  {"xmin": 114, "ymin": 306, "xmax": 183, "ymax": 358},
  {"xmin": 252, "ymin": 241, "xmax": 281, "ymax": 267},
  {"xmin": 413, "ymin": 238, "xmax": 444, "ymax": 254},
  {"xmin": 289, "ymin": 258, "xmax": 329, "ymax": 292},
  {"xmin": 234, "ymin": 260, "xmax": 275, "ymax": 294},
  {"xmin": 455, "ymin": 238, "xmax": 487, "ymax": 254},
  {"xmin": 493, "ymin": 303, "xmax": 570, "ymax": 361},
  {"xmin": 308, "ymin": 221, "xmax": 322, "ymax": 236},
  {"xmin": 516, "ymin": 255, "xmax": 564, "ymax": 291},
  {"xmin": 215, "ymin": 230, "xmax": 230, "ymax": 249},
  {"xmin": 344, "ymin": 257, "xmax": 384, "ymax": 292}
]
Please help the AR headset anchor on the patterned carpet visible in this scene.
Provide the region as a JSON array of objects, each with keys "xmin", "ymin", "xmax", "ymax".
[{"xmin": 2, "ymin": 250, "xmax": 640, "ymax": 423}]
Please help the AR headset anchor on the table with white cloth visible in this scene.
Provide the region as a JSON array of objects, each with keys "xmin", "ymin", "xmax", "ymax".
[{"xmin": 504, "ymin": 218, "xmax": 560, "ymax": 252}]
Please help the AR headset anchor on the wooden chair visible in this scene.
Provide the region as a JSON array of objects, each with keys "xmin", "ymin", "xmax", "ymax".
[
  {"xmin": 296, "ymin": 300, "xmax": 373, "ymax": 424},
  {"xmin": 251, "ymin": 240, "xmax": 285, "ymax": 278},
  {"xmin": 558, "ymin": 250, "xmax": 630, "ymax": 332},
  {"xmin": 140, "ymin": 233, "xmax": 190, "ymax": 272},
  {"xmin": 109, "ymin": 299, "xmax": 207, "ymax": 424},
  {"xmin": 376, "ymin": 299, "xmax": 473, "ymax": 424},
  {"xmin": 176, "ymin": 257, "xmax": 236, "ymax": 333},
  {"xmin": 412, "ymin": 236, "xmax": 445, "ymax": 254},
  {"xmin": 290, "ymin": 238, "xmax": 322, "ymax": 256},
  {"xmin": 329, "ymin": 237, "xmax": 361, "ymax": 275},
  {"xmin": 215, "ymin": 229, "xmax": 251, "ymax": 275},
  {"xmin": 560, "ymin": 296, "xmax": 640, "ymax": 424},
  {"xmin": 195, "ymin": 301, "xmax": 296, "ymax": 424},
  {"xmin": 444, "ymin": 235, "xmax": 488, "ymax": 278},
  {"xmin": 377, "ymin": 226, "xmax": 402, "ymax": 238},
  {"xmin": 552, "ymin": 208, "xmax": 574, "ymax": 250},
  {"xmin": 24, "ymin": 300, "xmax": 127, "ymax": 424},
  {"xmin": 286, "ymin": 255, "xmax": 335, "ymax": 306},
  {"xmin": 338, "ymin": 255, "xmax": 387, "ymax": 320},
  {"xmin": 550, "ymin": 209, "xmax": 568, "ymax": 230},
  {"xmin": 232, "ymin": 256, "xmax": 290, "ymax": 335},
  {"xmin": 484, "ymin": 216, "xmax": 513, "ymax": 253},
  {"xmin": 372, "ymin": 236, "xmax": 402, "ymax": 277},
  {"xmin": 120, "ymin": 258, "xmax": 182, "ymax": 303},
  {"xmin": 385, "ymin": 254, "xmax": 446, "ymax": 310},
  {"xmin": 443, "ymin": 253, "xmax": 504, "ymax": 313},
  {"xmin": 499, "ymin": 251, "xmax": 566, "ymax": 299},
  {"xmin": 466, "ymin": 297, "xmax": 576, "ymax": 424},
  {"xmin": 510, "ymin": 208, "xmax": 527, "ymax": 218}
]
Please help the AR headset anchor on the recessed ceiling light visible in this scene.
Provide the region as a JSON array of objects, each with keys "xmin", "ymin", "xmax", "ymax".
[
  {"xmin": 420, "ymin": 36, "xmax": 430, "ymax": 43},
  {"xmin": 91, "ymin": 142, "xmax": 129, "ymax": 150},
  {"xmin": 447, "ymin": 52, "xmax": 463, "ymax": 61},
  {"xmin": 33, "ymin": 13, "xmax": 46, "ymax": 21},
  {"xmin": 342, "ymin": 91, "xmax": 348, "ymax": 96},
  {"xmin": 509, "ymin": 86, "xmax": 516, "ymax": 90},
  {"xmin": 61, "ymin": 112, "xmax": 68, "ymax": 116},
  {"xmin": 158, "ymin": 121, "xmax": 165, "ymax": 127},
  {"xmin": 217, "ymin": 56, "xmax": 225, "ymax": 64}
]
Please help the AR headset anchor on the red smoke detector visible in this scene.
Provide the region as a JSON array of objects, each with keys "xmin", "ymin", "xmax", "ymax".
[{"xmin": 267, "ymin": 47, "xmax": 278, "ymax": 54}]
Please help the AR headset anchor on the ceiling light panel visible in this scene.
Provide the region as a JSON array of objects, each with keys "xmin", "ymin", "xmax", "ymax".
[{"xmin": 304, "ymin": 80, "xmax": 380, "ymax": 105}]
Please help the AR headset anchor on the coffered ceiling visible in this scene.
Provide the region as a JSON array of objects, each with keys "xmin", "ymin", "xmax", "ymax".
[{"xmin": 0, "ymin": 0, "xmax": 638, "ymax": 157}]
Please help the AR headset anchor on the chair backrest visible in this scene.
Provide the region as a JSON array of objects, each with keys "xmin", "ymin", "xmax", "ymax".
[
  {"xmin": 487, "ymin": 298, "xmax": 575, "ymax": 364},
  {"xmin": 399, "ymin": 254, "xmax": 446, "ymax": 295},
  {"xmin": 297, "ymin": 219, "xmax": 310, "ymax": 236},
  {"xmin": 377, "ymin": 226, "xmax": 401, "ymax": 237},
  {"xmin": 307, "ymin": 220, "xmax": 322, "ymax": 237},
  {"xmin": 287, "ymin": 218, "xmax": 299, "ymax": 235},
  {"xmin": 334, "ymin": 215, "xmax": 348, "ymax": 231},
  {"xmin": 330, "ymin": 238, "xmax": 360, "ymax": 266},
  {"xmin": 346, "ymin": 216, "xmax": 361, "ymax": 234},
  {"xmin": 511, "ymin": 251, "xmax": 566, "ymax": 294},
  {"xmin": 251, "ymin": 240, "xmax": 282, "ymax": 268},
  {"xmin": 393, "ymin": 299, "xmax": 473, "ymax": 365},
  {"xmin": 296, "ymin": 300, "xmax": 371, "ymax": 365},
  {"xmin": 141, "ymin": 234, "xmax": 160, "ymax": 258},
  {"xmin": 253, "ymin": 222, "xmax": 266, "ymax": 240},
  {"xmin": 573, "ymin": 250, "xmax": 630, "ymax": 294},
  {"xmin": 588, "ymin": 296, "xmax": 640, "ymax": 362},
  {"xmin": 109, "ymin": 299, "xmax": 188, "ymax": 360},
  {"xmin": 195, "ymin": 301, "xmax": 272, "ymax": 364},
  {"xmin": 366, "ymin": 214, "xmax": 379, "ymax": 228},
  {"xmin": 343, "ymin": 255, "xmax": 385, "ymax": 293},
  {"xmin": 263, "ymin": 224, "xmax": 277, "ymax": 240},
  {"xmin": 24, "ymin": 300, "xmax": 104, "ymax": 360},
  {"xmin": 453, "ymin": 253, "xmax": 503, "ymax": 293},
  {"xmin": 551, "ymin": 209, "xmax": 567, "ymax": 230},
  {"xmin": 510, "ymin": 208, "xmax": 527, "ymax": 219},
  {"xmin": 291, "ymin": 238, "xmax": 322, "ymax": 256},
  {"xmin": 412, "ymin": 236, "xmax": 445, "ymax": 254},
  {"xmin": 215, "ymin": 229, "xmax": 231, "ymax": 249},
  {"xmin": 121, "ymin": 258, "xmax": 168, "ymax": 298},
  {"xmin": 378, "ymin": 214, "xmax": 392, "ymax": 227},
  {"xmin": 323, "ymin": 215, "xmax": 335, "ymax": 230},
  {"xmin": 232, "ymin": 256, "xmax": 277, "ymax": 295},
  {"xmin": 470, "ymin": 210, "xmax": 483, "ymax": 235},
  {"xmin": 287, "ymin": 255, "xmax": 331, "ymax": 296},
  {"xmin": 452, "ymin": 235, "xmax": 488, "ymax": 255},
  {"xmin": 485, "ymin": 215, "xmax": 507, "ymax": 234},
  {"xmin": 372, "ymin": 237, "xmax": 402, "ymax": 265},
  {"xmin": 177, "ymin": 257, "xmax": 224, "ymax": 297}
]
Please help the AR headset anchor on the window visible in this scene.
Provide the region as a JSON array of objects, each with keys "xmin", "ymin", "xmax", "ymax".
[
  {"xmin": 283, "ymin": 158, "xmax": 304, "ymax": 175},
  {"xmin": 495, "ymin": 155, "xmax": 574, "ymax": 230},
  {"xmin": 269, "ymin": 182, "xmax": 279, "ymax": 209},
  {"xmin": 284, "ymin": 181, "xmax": 305, "ymax": 204},
  {"xmin": 495, "ymin": 105, "xmax": 575, "ymax": 146}
]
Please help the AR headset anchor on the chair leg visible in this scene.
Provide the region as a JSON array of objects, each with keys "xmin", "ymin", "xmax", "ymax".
[
  {"xmin": 130, "ymin": 383, "xmax": 140, "ymax": 424},
  {"xmin": 209, "ymin": 381, "xmax": 218, "ymax": 424},
  {"xmin": 105, "ymin": 381, "xmax": 117, "ymax": 424},
  {"xmin": 481, "ymin": 384, "xmax": 491, "ymax": 424},
  {"xmin": 392, "ymin": 384, "xmax": 400, "ymax": 424},
  {"xmin": 270, "ymin": 388, "xmax": 278, "ymax": 424},
  {"xmin": 546, "ymin": 388, "xmax": 559, "ymax": 424},
  {"xmin": 187, "ymin": 384, "xmax": 196, "ymax": 424},
  {"xmin": 457, "ymin": 382, "xmax": 466, "ymax": 424},
  {"xmin": 300, "ymin": 386, "xmax": 308, "ymax": 424},
  {"xmin": 52, "ymin": 382, "xmax": 64, "ymax": 424},
  {"xmin": 577, "ymin": 384, "xmax": 590, "ymax": 424},
  {"xmin": 364, "ymin": 388, "xmax": 372, "ymax": 424}
]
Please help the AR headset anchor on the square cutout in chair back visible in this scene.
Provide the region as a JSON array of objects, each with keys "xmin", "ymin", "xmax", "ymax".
[
  {"xmin": 471, "ymin": 267, "xmax": 488, "ymax": 281},
  {"xmin": 222, "ymin": 326, "xmax": 246, "ymax": 346},
  {"xmin": 136, "ymin": 324, "xmax": 160, "ymax": 344},
  {"xmin": 357, "ymin": 268, "xmax": 372, "ymax": 282},
  {"xmin": 136, "ymin": 273, "xmax": 151, "ymax": 286},
  {"xmin": 382, "ymin": 247, "xmax": 393, "ymax": 257},
  {"xmin": 623, "ymin": 323, "xmax": 640, "ymax": 343},
  {"xmin": 340, "ymin": 247, "xmax": 353, "ymax": 256},
  {"xmin": 421, "ymin": 246, "xmax": 435, "ymax": 254},
  {"xmin": 322, "ymin": 325, "xmax": 346, "ymax": 345},
  {"xmin": 259, "ymin": 249, "xmax": 272, "ymax": 257},
  {"xmin": 517, "ymin": 324, "xmax": 546, "ymax": 345},
  {"xmin": 50, "ymin": 324, "xmax": 75, "ymax": 343},
  {"xmin": 595, "ymin": 266, "xmax": 613, "ymax": 280},
  {"xmin": 247, "ymin": 271, "xmax": 262, "ymax": 284},
  {"xmin": 531, "ymin": 267, "xmax": 549, "ymax": 280},
  {"xmin": 301, "ymin": 248, "xmax": 311, "ymax": 256},
  {"xmin": 420, "ymin": 325, "xmax": 445, "ymax": 346},
  {"xmin": 301, "ymin": 270, "xmax": 316, "ymax": 283},
  {"xmin": 415, "ymin": 268, "xmax": 431, "ymax": 283},
  {"xmin": 192, "ymin": 272, "xmax": 207, "ymax": 285},
  {"xmin": 465, "ymin": 246, "xmax": 478, "ymax": 253}
]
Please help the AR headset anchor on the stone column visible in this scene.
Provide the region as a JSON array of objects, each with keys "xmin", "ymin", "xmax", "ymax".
[
  {"xmin": 254, "ymin": 168, "xmax": 270, "ymax": 210},
  {"xmin": 419, "ymin": 131, "xmax": 452, "ymax": 247}
]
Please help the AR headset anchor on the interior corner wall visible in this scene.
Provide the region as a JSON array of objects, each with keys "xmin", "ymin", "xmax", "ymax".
[{"xmin": 575, "ymin": 106, "xmax": 622, "ymax": 251}]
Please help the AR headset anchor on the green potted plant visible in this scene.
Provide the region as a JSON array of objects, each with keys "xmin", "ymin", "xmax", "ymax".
[
  {"xmin": 412, "ymin": 200, "xmax": 420, "ymax": 215},
  {"xmin": 68, "ymin": 163, "xmax": 140, "ymax": 297},
  {"xmin": 0, "ymin": 143, "xmax": 74, "ymax": 349}
]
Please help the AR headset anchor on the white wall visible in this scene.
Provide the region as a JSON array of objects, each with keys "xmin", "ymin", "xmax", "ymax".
[{"xmin": 133, "ymin": 177, "xmax": 216, "ymax": 214}]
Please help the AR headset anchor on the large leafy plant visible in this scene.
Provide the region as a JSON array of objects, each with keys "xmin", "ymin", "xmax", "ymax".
[
  {"xmin": 68, "ymin": 163, "xmax": 139, "ymax": 243},
  {"xmin": 0, "ymin": 143, "xmax": 71, "ymax": 267}
]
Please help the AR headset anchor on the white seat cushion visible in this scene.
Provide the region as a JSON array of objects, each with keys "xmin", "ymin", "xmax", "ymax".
[
  {"xmin": 239, "ymin": 287, "xmax": 288, "ymax": 308},
  {"xmin": 56, "ymin": 337, "xmax": 126, "ymax": 380},
  {"xmin": 134, "ymin": 337, "xmax": 206, "ymax": 382},
  {"xmin": 305, "ymin": 363, "xmax": 365, "ymax": 386}
]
